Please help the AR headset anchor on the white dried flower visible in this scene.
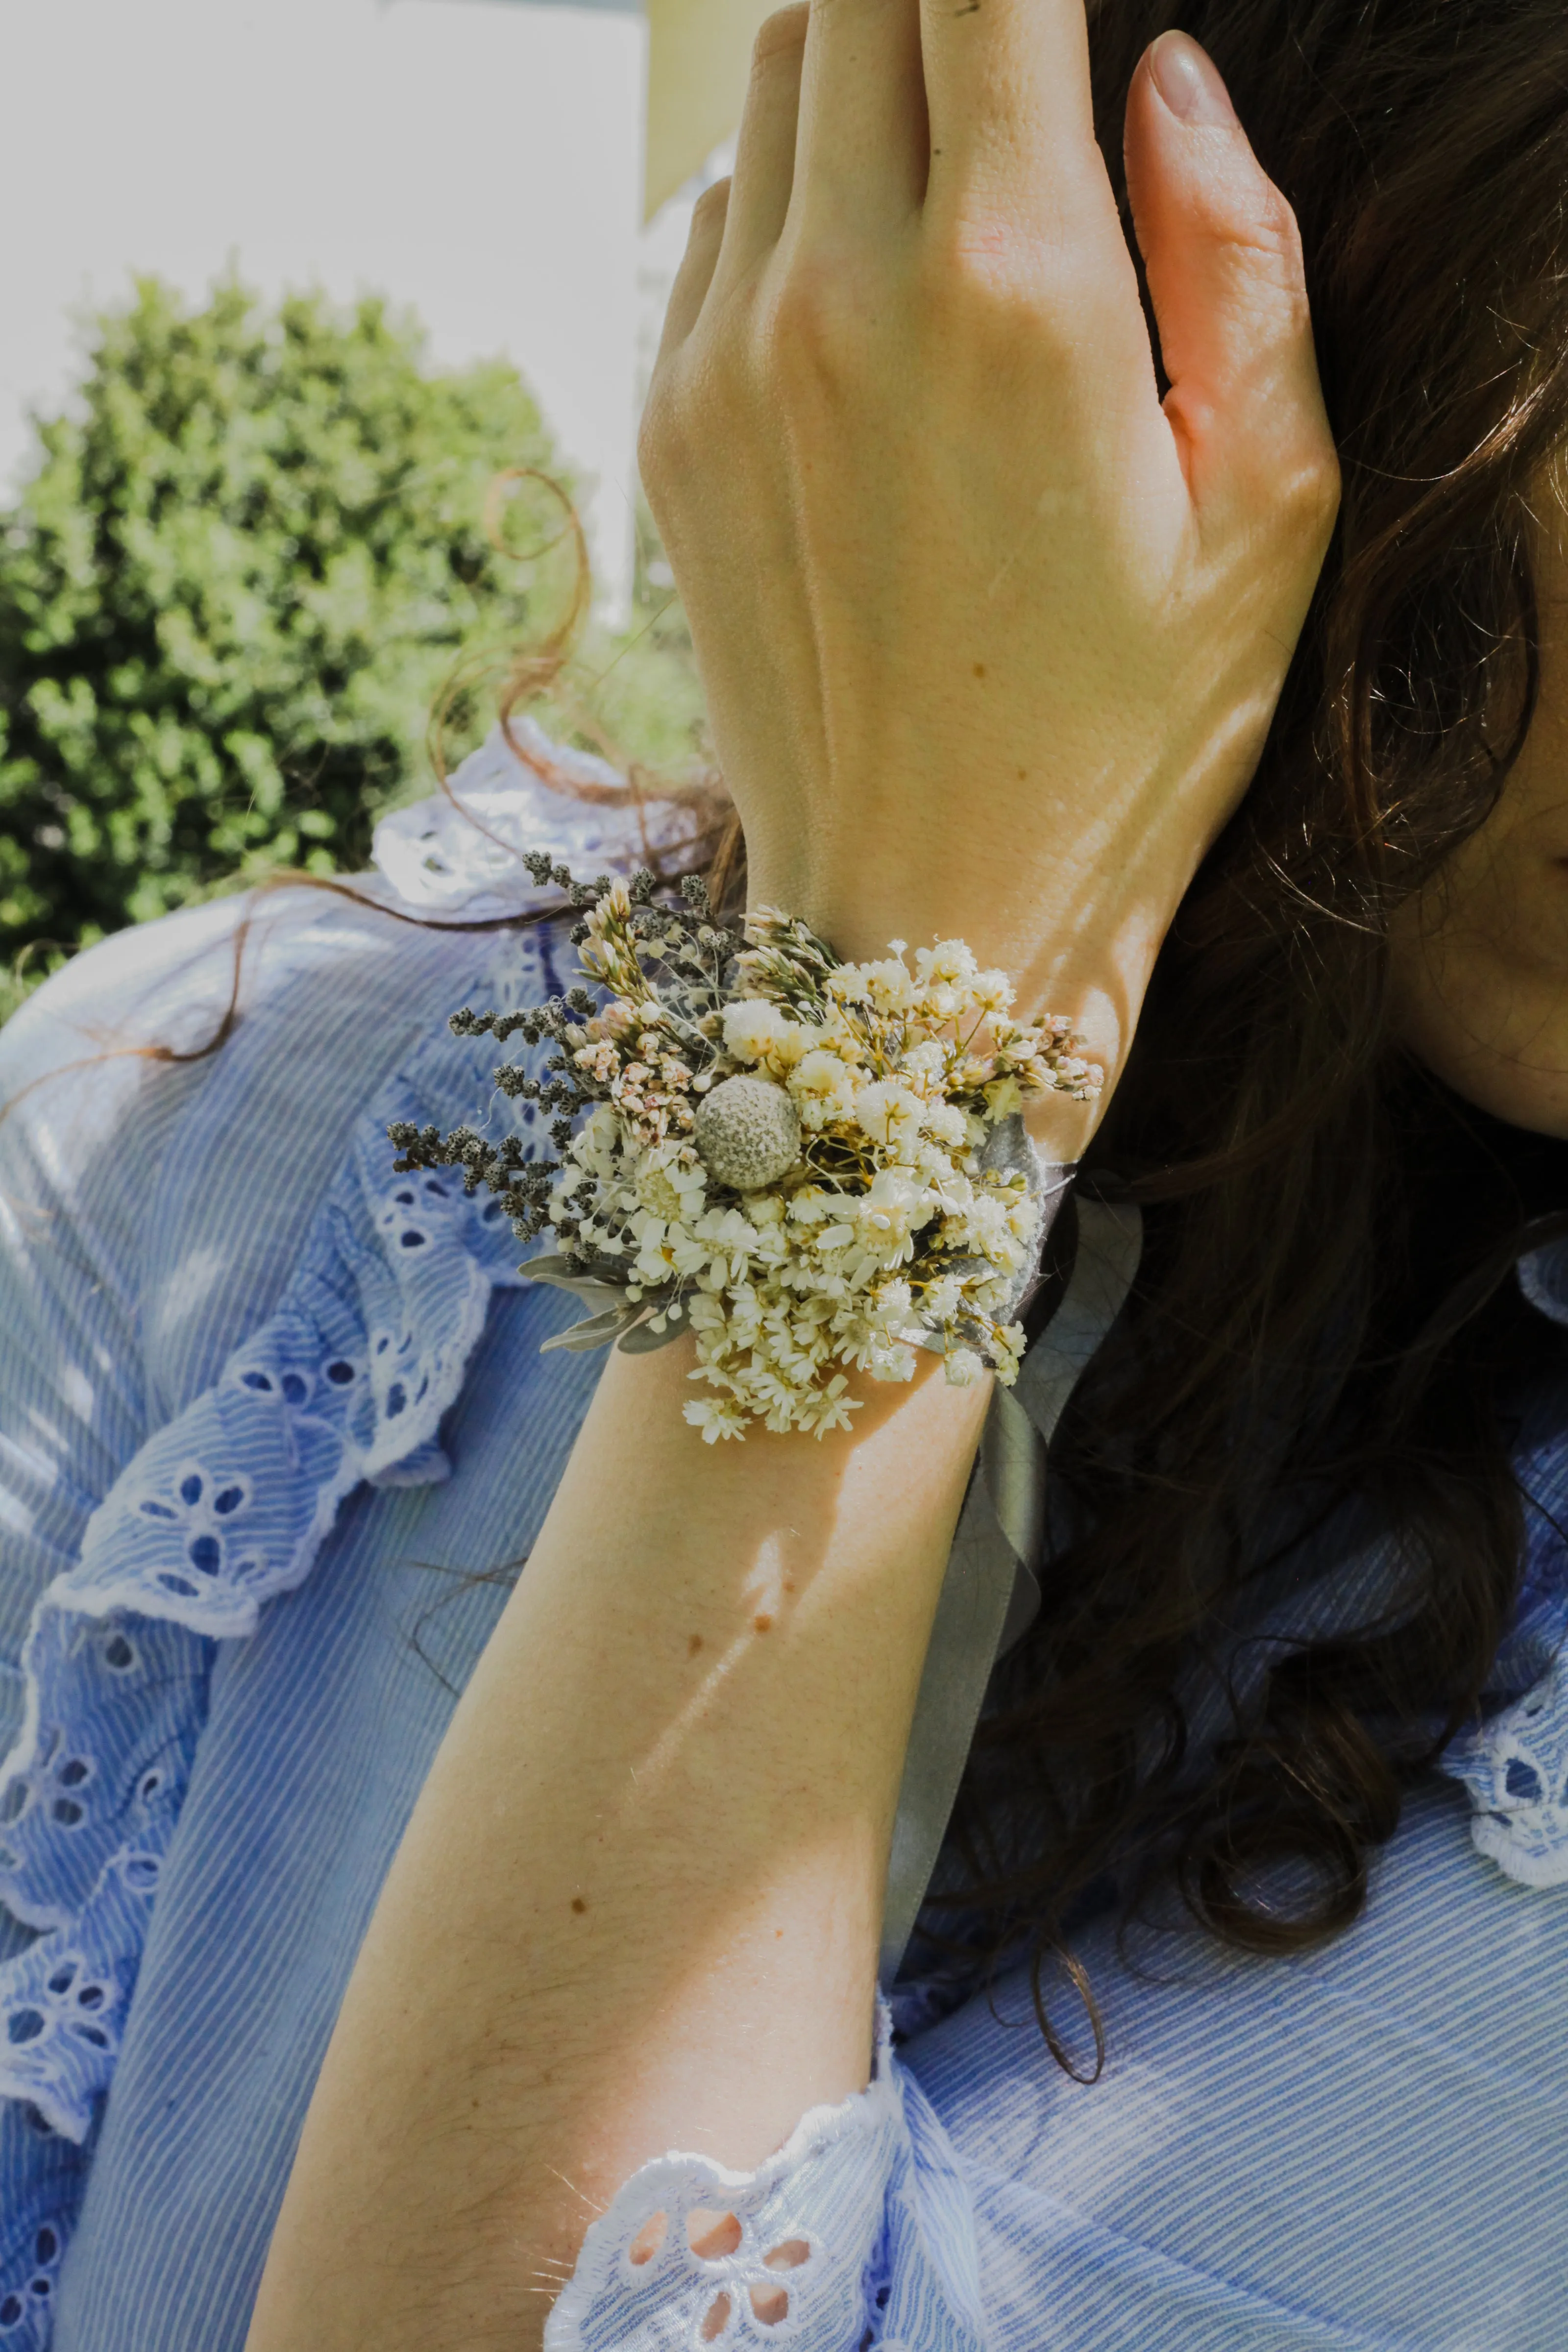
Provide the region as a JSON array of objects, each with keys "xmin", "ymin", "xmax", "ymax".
[
  {"xmin": 854, "ymin": 1079, "xmax": 925, "ymax": 1148},
  {"xmin": 920, "ymin": 1272, "xmax": 965, "ymax": 1324},
  {"xmin": 789, "ymin": 1048, "xmax": 860, "ymax": 1129},
  {"xmin": 721, "ymin": 999, "xmax": 793, "ymax": 1062},
  {"xmin": 916, "ymin": 939, "xmax": 979, "ymax": 986},
  {"xmin": 855, "ymin": 957, "xmax": 917, "ymax": 1013},
  {"xmin": 684, "ymin": 1395, "xmax": 750, "ymax": 1444},
  {"xmin": 972, "ymin": 967, "xmax": 1014, "ymax": 1013},
  {"xmin": 921, "ymin": 1100, "xmax": 968, "ymax": 1150}
]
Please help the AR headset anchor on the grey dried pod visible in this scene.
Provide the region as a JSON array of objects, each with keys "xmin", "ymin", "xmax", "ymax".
[{"xmin": 694, "ymin": 1074, "xmax": 803, "ymax": 1192}]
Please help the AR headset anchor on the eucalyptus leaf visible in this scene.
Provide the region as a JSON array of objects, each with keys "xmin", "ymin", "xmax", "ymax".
[
  {"xmin": 521, "ymin": 1251, "xmax": 629, "ymax": 1297},
  {"xmin": 615, "ymin": 1312, "xmax": 692, "ymax": 1356},
  {"xmin": 539, "ymin": 1302, "xmax": 649, "ymax": 1354},
  {"xmin": 978, "ymin": 1112, "xmax": 1042, "ymax": 1196}
]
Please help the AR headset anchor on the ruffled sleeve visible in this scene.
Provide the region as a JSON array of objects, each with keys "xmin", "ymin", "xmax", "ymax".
[
  {"xmin": 543, "ymin": 2003, "xmax": 986, "ymax": 2352},
  {"xmin": 0, "ymin": 928, "xmax": 564, "ymax": 2348},
  {"xmin": 0, "ymin": 900, "xmax": 261, "ymax": 2346},
  {"xmin": 0, "ymin": 722, "xmax": 679, "ymax": 2342}
]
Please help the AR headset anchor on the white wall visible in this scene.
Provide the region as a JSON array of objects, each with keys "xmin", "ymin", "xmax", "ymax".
[{"xmin": 0, "ymin": 0, "xmax": 647, "ymax": 621}]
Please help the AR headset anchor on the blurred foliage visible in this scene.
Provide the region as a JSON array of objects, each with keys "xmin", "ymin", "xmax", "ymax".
[
  {"xmin": 0, "ymin": 957, "xmax": 39, "ymax": 1029},
  {"xmin": 0, "ymin": 273, "xmax": 712, "ymax": 1011}
]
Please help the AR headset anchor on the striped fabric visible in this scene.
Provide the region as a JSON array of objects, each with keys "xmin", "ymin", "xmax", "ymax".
[{"xmin": 0, "ymin": 748, "xmax": 1565, "ymax": 2348}]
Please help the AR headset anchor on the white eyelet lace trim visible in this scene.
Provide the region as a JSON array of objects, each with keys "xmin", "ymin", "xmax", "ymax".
[
  {"xmin": 369, "ymin": 719, "xmax": 712, "ymax": 922},
  {"xmin": 0, "ymin": 2207, "xmax": 66, "ymax": 2346},
  {"xmin": 1438, "ymin": 1576, "xmax": 1568, "ymax": 1889},
  {"xmin": 543, "ymin": 2007, "xmax": 908, "ymax": 2352},
  {"xmin": 0, "ymin": 732, "xmax": 707, "ymax": 2349},
  {"xmin": 542, "ymin": 2001, "xmax": 989, "ymax": 2352},
  {"xmin": 1441, "ymin": 1648, "xmax": 1568, "ymax": 1887}
]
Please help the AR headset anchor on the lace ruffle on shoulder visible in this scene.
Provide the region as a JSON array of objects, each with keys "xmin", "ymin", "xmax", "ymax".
[
  {"xmin": 542, "ymin": 2004, "xmax": 986, "ymax": 2352},
  {"xmin": 0, "ymin": 931, "xmax": 552, "ymax": 2142},
  {"xmin": 370, "ymin": 719, "xmax": 713, "ymax": 920}
]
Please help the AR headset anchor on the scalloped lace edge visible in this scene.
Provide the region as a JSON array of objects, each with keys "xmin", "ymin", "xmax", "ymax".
[
  {"xmin": 542, "ymin": 2004, "xmax": 902, "ymax": 2352},
  {"xmin": 0, "ymin": 1259, "xmax": 507, "ymax": 2140}
]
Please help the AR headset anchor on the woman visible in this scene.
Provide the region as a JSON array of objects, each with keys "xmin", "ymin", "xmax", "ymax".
[{"xmin": 3, "ymin": 0, "xmax": 1567, "ymax": 2345}]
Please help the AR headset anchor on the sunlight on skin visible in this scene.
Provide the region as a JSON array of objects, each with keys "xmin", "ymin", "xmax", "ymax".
[
  {"xmin": 629, "ymin": 1607, "xmax": 763, "ymax": 1798},
  {"xmin": 1392, "ymin": 486, "xmax": 1568, "ymax": 1136}
]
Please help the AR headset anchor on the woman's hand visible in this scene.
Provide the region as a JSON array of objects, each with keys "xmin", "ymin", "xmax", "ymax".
[{"xmin": 641, "ymin": 0, "xmax": 1338, "ymax": 1143}]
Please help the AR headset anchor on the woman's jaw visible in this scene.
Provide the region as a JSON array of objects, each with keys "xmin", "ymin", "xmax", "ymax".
[{"xmin": 1390, "ymin": 497, "xmax": 1568, "ymax": 1140}]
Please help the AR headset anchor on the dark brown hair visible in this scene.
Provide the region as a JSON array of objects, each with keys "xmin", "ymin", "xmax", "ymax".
[{"xmin": 918, "ymin": 0, "xmax": 1568, "ymax": 2061}]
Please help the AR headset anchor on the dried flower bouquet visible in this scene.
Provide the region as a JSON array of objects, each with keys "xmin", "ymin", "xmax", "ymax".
[{"xmin": 390, "ymin": 863, "xmax": 1101, "ymax": 1439}]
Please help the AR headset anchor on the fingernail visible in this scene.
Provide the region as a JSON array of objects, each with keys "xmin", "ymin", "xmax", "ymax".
[{"xmin": 1148, "ymin": 31, "xmax": 1237, "ymax": 127}]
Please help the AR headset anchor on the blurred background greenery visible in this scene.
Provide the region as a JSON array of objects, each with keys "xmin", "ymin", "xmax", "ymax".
[{"xmin": 0, "ymin": 274, "xmax": 709, "ymax": 1021}]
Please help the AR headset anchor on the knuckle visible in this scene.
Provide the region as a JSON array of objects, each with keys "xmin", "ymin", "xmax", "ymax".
[
  {"xmin": 690, "ymin": 174, "xmax": 732, "ymax": 228},
  {"xmin": 917, "ymin": 191, "xmax": 1112, "ymax": 347},
  {"xmin": 1217, "ymin": 184, "xmax": 1309, "ymax": 310},
  {"xmin": 751, "ymin": 3, "xmax": 808, "ymax": 67},
  {"xmin": 917, "ymin": 237, "xmax": 1095, "ymax": 375},
  {"xmin": 1293, "ymin": 440, "xmax": 1342, "ymax": 539},
  {"xmin": 763, "ymin": 251, "xmax": 875, "ymax": 391},
  {"xmin": 637, "ymin": 375, "xmax": 690, "ymax": 494}
]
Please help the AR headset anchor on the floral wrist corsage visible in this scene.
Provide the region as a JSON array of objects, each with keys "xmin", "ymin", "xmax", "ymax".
[{"xmin": 390, "ymin": 865, "xmax": 1102, "ymax": 1440}]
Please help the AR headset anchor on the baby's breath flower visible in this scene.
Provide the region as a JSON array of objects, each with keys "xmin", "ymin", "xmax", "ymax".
[
  {"xmin": 902, "ymin": 1038, "xmax": 951, "ymax": 1085},
  {"xmin": 917, "ymin": 939, "xmax": 979, "ymax": 987},
  {"xmin": 972, "ymin": 968, "xmax": 1014, "ymax": 1013},
  {"xmin": 920, "ymin": 1272, "xmax": 966, "ymax": 1324},
  {"xmin": 684, "ymin": 1395, "xmax": 750, "ymax": 1444},
  {"xmin": 789, "ymin": 1048, "xmax": 860, "ymax": 1129},
  {"xmin": 854, "ymin": 1078, "xmax": 926, "ymax": 1149},
  {"xmin": 721, "ymin": 998, "xmax": 796, "ymax": 1062},
  {"xmin": 856, "ymin": 957, "xmax": 917, "ymax": 1013},
  {"xmin": 918, "ymin": 982, "xmax": 961, "ymax": 1022},
  {"xmin": 916, "ymin": 1101, "xmax": 965, "ymax": 1151}
]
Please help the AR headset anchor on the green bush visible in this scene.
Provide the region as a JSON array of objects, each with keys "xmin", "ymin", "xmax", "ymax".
[{"xmin": 0, "ymin": 276, "xmax": 582, "ymax": 959}]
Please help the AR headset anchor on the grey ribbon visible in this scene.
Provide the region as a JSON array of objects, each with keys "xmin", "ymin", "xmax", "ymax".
[{"xmin": 878, "ymin": 1194, "xmax": 1144, "ymax": 1988}]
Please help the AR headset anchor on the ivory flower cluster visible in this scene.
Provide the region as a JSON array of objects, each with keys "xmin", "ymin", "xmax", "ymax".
[{"xmin": 390, "ymin": 863, "xmax": 1102, "ymax": 1440}]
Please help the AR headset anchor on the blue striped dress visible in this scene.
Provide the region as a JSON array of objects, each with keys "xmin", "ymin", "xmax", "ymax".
[{"xmin": 1, "ymin": 728, "xmax": 1565, "ymax": 2351}]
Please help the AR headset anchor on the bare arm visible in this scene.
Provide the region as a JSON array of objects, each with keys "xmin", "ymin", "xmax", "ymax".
[
  {"xmin": 246, "ymin": 2, "xmax": 1336, "ymax": 2344},
  {"xmin": 247, "ymin": 1339, "xmax": 987, "ymax": 2349}
]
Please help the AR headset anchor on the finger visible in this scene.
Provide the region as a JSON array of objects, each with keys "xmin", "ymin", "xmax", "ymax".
[
  {"xmin": 1124, "ymin": 33, "xmax": 1334, "ymax": 510},
  {"xmin": 919, "ymin": 0, "xmax": 1099, "ymax": 221},
  {"xmin": 654, "ymin": 178, "xmax": 731, "ymax": 366},
  {"xmin": 710, "ymin": 6, "xmax": 810, "ymax": 299},
  {"xmin": 793, "ymin": 0, "xmax": 926, "ymax": 234}
]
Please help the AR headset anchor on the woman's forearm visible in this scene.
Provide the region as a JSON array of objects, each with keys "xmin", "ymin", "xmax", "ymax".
[{"xmin": 246, "ymin": 1338, "xmax": 990, "ymax": 2352}]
